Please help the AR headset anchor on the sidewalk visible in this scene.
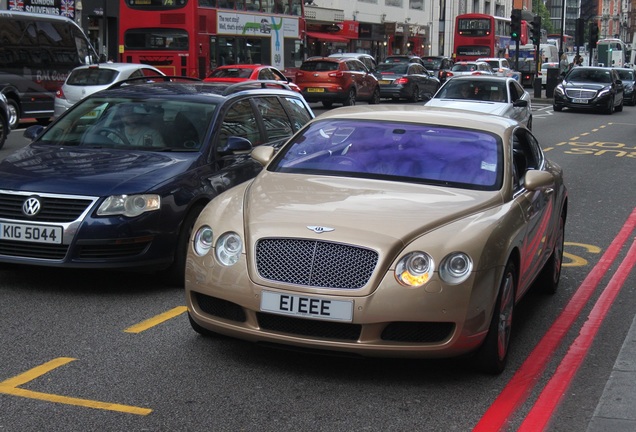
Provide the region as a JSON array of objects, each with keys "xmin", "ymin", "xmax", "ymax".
[{"xmin": 586, "ymin": 314, "xmax": 636, "ymax": 431}]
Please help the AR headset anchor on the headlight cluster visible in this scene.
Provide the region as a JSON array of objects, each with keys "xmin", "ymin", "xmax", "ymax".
[
  {"xmin": 597, "ymin": 87, "xmax": 611, "ymax": 97},
  {"xmin": 97, "ymin": 194, "xmax": 160, "ymax": 217},
  {"xmin": 395, "ymin": 251, "xmax": 472, "ymax": 287},
  {"xmin": 554, "ymin": 85, "xmax": 565, "ymax": 95},
  {"xmin": 193, "ymin": 226, "xmax": 243, "ymax": 266}
]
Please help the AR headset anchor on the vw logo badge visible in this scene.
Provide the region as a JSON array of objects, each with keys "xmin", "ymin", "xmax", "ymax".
[
  {"xmin": 22, "ymin": 197, "xmax": 42, "ymax": 216},
  {"xmin": 307, "ymin": 226, "xmax": 335, "ymax": 234}
]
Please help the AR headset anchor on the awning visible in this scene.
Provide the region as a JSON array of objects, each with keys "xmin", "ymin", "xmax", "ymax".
[{"xmin": 305, "ymin": 31, "xmax": 349, "ymax": 43}]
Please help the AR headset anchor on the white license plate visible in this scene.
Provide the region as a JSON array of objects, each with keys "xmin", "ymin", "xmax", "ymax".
[
  {"xmin": 572, "ymin": 98, "xmax": 589, "ymax": 104},
  {"xmin": 260, "ymin": 290, "xmax": 353, "ymax": 322},
  {"xmin": 0, "ymin": 222, "xmax": 62, "ymax": 244}
]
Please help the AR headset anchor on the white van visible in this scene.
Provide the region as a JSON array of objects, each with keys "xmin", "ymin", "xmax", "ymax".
[{"xmin": 539, "ymin": 44, "xmax": 559, "ymax": 63}]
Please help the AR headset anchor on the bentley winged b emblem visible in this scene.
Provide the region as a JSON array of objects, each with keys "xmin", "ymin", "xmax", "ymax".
[{"xmin": 306, "ymin": 225, "xmax": 335, "ymax": 234}]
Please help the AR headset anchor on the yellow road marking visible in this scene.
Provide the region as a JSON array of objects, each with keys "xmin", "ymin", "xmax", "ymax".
[
  {"xmin": 124, "ymin": 306, "xmax": 187, "ymax": 334},
  {"xmin": 0, "ymin": 358, "xmax": 152, "ymax": 415}
]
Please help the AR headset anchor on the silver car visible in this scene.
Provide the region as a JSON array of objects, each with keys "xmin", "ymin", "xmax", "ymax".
[
  {"xmin": 54, "ymin": 63, "xmax": 165, "ymax": 117},
  {"xmin": 444, "ymin": 61, "xmax": 494, "ymax": 79},
  {"xmin": 425, "ymin": 76, "xmax": 533, "ymax": 130}
]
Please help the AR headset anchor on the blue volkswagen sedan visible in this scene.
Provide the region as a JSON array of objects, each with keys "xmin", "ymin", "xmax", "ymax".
[{"xmin": 0, "ymin": 79, "xmax": 314, "ymax": 284}]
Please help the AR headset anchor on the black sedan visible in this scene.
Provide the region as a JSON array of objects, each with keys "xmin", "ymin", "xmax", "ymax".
[
  {"xmin": 373, "ymin": 62, "xmax": 441, "ymax": 102},
  {"xmin": 0, "ymin": 79, "xmax": 314, "ymax": 285},
  {"xmin": 553, "ymin": 66, "xmax": 624, "ymax": 114},
  {"xmin": 613, "ymin": 67, "xmax": 635, "ymax": 105}
]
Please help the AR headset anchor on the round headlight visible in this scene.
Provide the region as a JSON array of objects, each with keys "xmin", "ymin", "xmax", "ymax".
[
  {"xmin": 395, "ymin": 252, "xmax": 434, "ymax": 287},
  {"xmin": 439, "ymin": 252, "xmax": 473, "ymax": 284},
  {"xmin": 193, "ymin": 226, "xmax": 214, "ymax": 256},
  {"xmin": 215, "ymin": 232, "xmax": 242, "ymax": 266}
]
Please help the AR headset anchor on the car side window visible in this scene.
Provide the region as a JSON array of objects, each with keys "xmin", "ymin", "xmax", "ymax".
[
  {"xmin": 218, "ymin": 99, "xmax": 260, "ymax": 148},
  {"xmin": 253, "ymin": 96, "xmax": 293, "ymax": 143},
  {"xmin": 282, "ymin": 97, "xmax": 313, "ymax": 131},
  {"xmin": 512, "ymin": 129, "xmax": 543, "ymax": 189},
  {"xmin": 509, "ymin": 82, "xmax": 520, "ymax": 101},
  {"xmin": 258, "ymin": 69, "xmax": 275, "ymax": 80}
]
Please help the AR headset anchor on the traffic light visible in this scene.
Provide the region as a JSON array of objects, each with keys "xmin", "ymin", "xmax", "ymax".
[
  {"xmin": 575, "ymin": 18, "xmax": 585, "ymax": 47},
  {"xmin": 589, "ymin": 22, "xmax": 599, "ymax": 47},
  {"xmin": 511, "ymin": 9, "xmax": 522, "ymax": 41},
  {"xmin": 531, "ymin": 15, "xmax": 541, "ymax": 45}
]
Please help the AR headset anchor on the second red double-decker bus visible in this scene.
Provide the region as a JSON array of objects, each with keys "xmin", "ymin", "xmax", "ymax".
[
  {"xmin": 119, "ymin": 0, "xmax": 306, "ymax": 79},
  {"xmin": 453, "ymin": 13, "xmax": 517, "ymax": 62}
]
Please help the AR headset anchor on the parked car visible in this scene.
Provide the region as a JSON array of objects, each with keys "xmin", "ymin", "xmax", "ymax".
[
  {"xmin": 384, "ymin": 55, "xmax": 425, "ymax": 66},
  {"xmin": 553, "ymin": 66, "xmax": 624, "ymax": 114},
  {"xmin": 0, "ymin": 93, "xmax": 10, "ymax": 149},
  {"xmin": 0, "ymin": 79, "xmax": 314, "ymax": 285},
  {"xmin": 477, "ymin": 57, "xmax": 521, "ymax": 82},
  {"xmin": 329, "ymin": 53, "xmax": 377, "ymax": 72},
  {"xmin": 612, "ymin": 67, "xmax": 636, "ymax": 105},
  {"xmin": 295, "ymin": 57, "xmax": 381, "ymax": 108},
  {"xmin": 373, "ymin": 61, "xmax": 440, "ymax": 102},
  {"xmin": 186, "ymin": 105, "xmax": 567, "ymax": 374},
  {"xmin": 445, "ymin": 61, "xmax": 494, "ymax": 79},
  {"xmin": 421, "ymin": 55, "xmax": 454, "ymax": 83},
  {"xmin": 426, "ymin": 76, "xmax": 533, "ymax": 129},
  {"xmin": 53, "ymin": 63, "xmax": 165, "ymax": 118},
  {"xmin": 204, "ymin": 64, "xmax": 301, "ymax": 92},
  {"xmin": 539, "ymin": 62, "xmax": 560, "ymax": 87}
]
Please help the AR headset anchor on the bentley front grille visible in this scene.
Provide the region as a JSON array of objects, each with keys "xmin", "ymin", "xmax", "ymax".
[{"xmin": 255, "ymin": 238, "xmax": 378, "ymax": 289}]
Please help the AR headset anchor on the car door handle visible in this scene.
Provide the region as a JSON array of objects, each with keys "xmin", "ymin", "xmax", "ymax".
[{"xmin": 544, "ymin": 188, "xmax": 554, "ymax": 195}]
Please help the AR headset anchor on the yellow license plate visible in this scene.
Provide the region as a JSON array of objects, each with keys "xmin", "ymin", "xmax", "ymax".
[
  {"xmin": 307, "ymin": 88, "xmax": 325, "ymax": 93},
  {"xmin": 379, "ymin": 80, "xmax": 391, "ymax": 84}
]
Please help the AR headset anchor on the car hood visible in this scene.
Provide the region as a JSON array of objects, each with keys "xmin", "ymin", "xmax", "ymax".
[
  {"xmin": 0, "ymin": 145, "xmax": 199, "ymax": 196},
  {"xmin": 425, "ymin": 99, "xmax": 508, "ymax": 115},
  {"xmin": 563, "ymin": 80, "xmax": 611, "ymax": 90},
  {"xmin": 244, "ymin": 172, "xmax": 501, "ymax": 246}
]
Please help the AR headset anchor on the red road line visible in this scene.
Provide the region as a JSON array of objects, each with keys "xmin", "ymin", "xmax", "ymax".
[
  {"xmin": 472, "ymin": 207, "xmax": 636, "ymax": 432},
  {"xmin": 518, "ymin": 238, "xmax": 636, "ymax": 431}
]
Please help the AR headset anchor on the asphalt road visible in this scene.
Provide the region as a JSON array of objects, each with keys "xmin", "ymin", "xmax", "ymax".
[{"xmin": 0, "ymin": 101, "xmax": 635, "ymax": 432}]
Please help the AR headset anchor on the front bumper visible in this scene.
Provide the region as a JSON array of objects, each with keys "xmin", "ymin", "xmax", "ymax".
[{"xmin": 553, "ymin": 89, "xmax": 613, "ymax": 111}]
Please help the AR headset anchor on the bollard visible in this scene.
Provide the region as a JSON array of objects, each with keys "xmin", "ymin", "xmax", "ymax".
[{"xmin": 533, "ymin": 77, "xmax": 542, "ymax": 98}]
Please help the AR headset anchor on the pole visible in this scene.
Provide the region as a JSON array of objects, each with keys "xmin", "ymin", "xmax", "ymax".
[{"xmin": 558, "ymin": 0, "xmax": 565, "ymax": 61}]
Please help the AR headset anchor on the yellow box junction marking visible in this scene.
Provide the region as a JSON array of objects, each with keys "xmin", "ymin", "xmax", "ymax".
[
  {"xmin": 124, "ymin": 306, "xmax": 187, "ymax": 334},
  {"xmin": 0, "ymin": 357, "xmax": 152, "ymax": 415}
]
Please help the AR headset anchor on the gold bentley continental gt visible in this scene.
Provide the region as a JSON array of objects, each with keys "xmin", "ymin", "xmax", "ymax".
[{"xmin": 185, "ymin": 105, "xmax": 568, "ymax": 374}]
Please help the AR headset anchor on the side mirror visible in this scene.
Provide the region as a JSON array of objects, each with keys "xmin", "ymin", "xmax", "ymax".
[
  {"xmin": 24, "ymin": 125, "xmax": 45, "ymax": 141},
  {"xmin": 513, "ymin": 100, "xmax": 528, "ymax": 108},
  {"xmin": 217, "ymin": 136, "xmax": 252, "ymax": 156},
  {"xmin": 524, "ymin": 170, "xmax": 554, "ymax": 191},
  {"xmin": 251, "ymin": 145, "xmax": 276, "ymax": 166}
]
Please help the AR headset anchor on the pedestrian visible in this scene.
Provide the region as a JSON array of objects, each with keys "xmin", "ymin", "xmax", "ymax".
[
  {"xmin": 559, "ymin": 53, "xmax": 569, "ymax": 77},
  {"xmin": 577, "ymin": 56, "xmax": 584, "ymax": 66}
]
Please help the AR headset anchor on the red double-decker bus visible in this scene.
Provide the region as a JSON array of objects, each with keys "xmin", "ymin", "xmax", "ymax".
[
  {"xmin": 119, "ymin": 0, "xmax": 306, "ymax": 79},
  {"xmin": 453, "ymin": 13, "xmax": 520, "ymax": 62}
]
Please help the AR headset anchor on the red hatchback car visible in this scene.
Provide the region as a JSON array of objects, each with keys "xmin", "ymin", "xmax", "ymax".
[
  {"xmin": 295, "ymin": 57, "xmax": 381, "ymax": 108},
  {"xmin": 204, "ymin": 64, "xmax": 301, "ymax": 92}
]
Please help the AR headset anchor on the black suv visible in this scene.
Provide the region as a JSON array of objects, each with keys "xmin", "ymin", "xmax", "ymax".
[
  {"xmin": 421, "ymin": 56, "xmax": 454, "ymax": 83},
  {"xmin": 0, "ymin": 79, "xmax": 314, "ymax": 285},
  {"xmin": 0, "ymin": 93, "xmax": 9, "ymax": 149}
]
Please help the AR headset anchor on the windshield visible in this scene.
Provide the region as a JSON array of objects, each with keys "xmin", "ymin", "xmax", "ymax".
[
  {"xmin": 208, "ymin": 68, "xmax": 253, "ymax": 79},
  {"xmin": 376, "ymin": 63, "xmax": 408, "ymax": 74},
  {"xmin": 38, "ymin": 97, "xmax": 217, "ymax": 151},
  {"xmin": 422, "ymin": 59, "xmax": 442, "ymax": 69},
  {"xmin": 269, "ymin": 119, "xmax": 502, "ymax": 190},
  {"xmin": 615, "ymin": 69, "xmax": 634, "ymax": 80},
  {"xmin": 434, "ymin": 80, "xmax": 506, "ymax": 102},
  {"xmin": 567, "ymin": 68, "xmax": 612, "ymax": 83},
  {"xmin": 67, "ymin": 68, "xmax": 119, "ymax": 85},
  {"xmin": 452, "ymin": 64, "xmax": 478, "ymax": 72}
]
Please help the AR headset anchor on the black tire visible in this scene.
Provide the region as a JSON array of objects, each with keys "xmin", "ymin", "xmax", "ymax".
[
  {"xmin": 616, "ymin": 98, "xmax": 623, "ymax": 112},
  {"xmin": 605, "ymin": 96, "xmax": 615, "ymax": 114},
  {"xmin": 553, "ymin": 105, "xmax": 562, "ymax": 112},
  {"xmin": 536, "ymin": 215, "xmax": 565, "ymax": 294},
  {"xmin": 0, "ymin": 115, "xmax": 7, "ymax": 150},
  {"xmin": 369, "ymin": 87, "xmax": 381, "ymax": 104},
  {"xmin": 322, "ymin": 101, "xmax": 333, "ymax": 109},
  {"xmin": 476, "ymin": 260, "xmax": 517, "ymax": 374},
  {"xmin": 188, "ymin": 312, "xmax": 221, "ymax": 337},
  {"xmin": 343, "ymin": 88, "xmax": 356, "ymax": 106},
  {"xmin": 408, "ymin": 85, "xmax": 419, "ymax": 103},
  {"xmin": 163, "ymin": 204, "xmax": 205, "ymax": 287},
  {"xmin": 6, "ymin": 98, "xmax": 19, "ymax": 130}
]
